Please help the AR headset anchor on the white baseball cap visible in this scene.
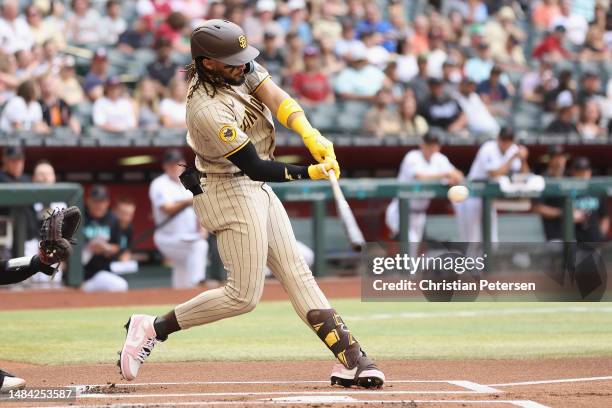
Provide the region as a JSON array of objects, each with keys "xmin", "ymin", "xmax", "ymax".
[
  {"xmin": 287, "ymin": 0, "xmax": 305, "ymax": 11},
  {"xmin": 556, "ymin": 90, "xmax": 574, "ymax": 108},
  {"xmin": 347, "ymin": 41, "xmax": 367, "ymax": 61},
  {"xmin": 256, "ymin": 0, "xmax": 276, "ymax": 13}
]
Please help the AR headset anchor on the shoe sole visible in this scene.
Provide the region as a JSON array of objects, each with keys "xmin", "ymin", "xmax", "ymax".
[
  {"xmin": 331, "ymin": 370, "xmax": 385, "ymax": 389},
  {"xmin": 0, "ymin": 379, "xmax": 26, "ymax": 393},
  {"xmin": 117, "ymin": 318, "xmax": 132, "ymax": 380}
]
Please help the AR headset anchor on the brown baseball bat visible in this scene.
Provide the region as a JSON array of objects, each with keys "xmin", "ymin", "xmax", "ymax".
[{"xmin": 328, "ymin": 170, "xmax": 365, "ymax": 252}]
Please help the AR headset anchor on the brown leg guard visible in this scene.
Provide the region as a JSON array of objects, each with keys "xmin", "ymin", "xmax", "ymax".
[{"xmin": 306, "ymin": 309, "xmax": 362, "ymax": 369}]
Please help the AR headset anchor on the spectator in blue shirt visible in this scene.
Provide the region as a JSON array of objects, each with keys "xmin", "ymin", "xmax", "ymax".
[
  {"xmin": 476, "ymin": 65, "xmax": 511, "ymax": 117},
  {"xmin": 464, "ymin": 42, "xmax": 494, "ymax": 84},
  {"xmin": 83, "ymin": 48, "xmax": 108, "ymax": 102},
  {"xmin": 355, "ymin": 2, "xmax": 395, "ymax": 52},
  {"xmin": 334, "ymin": 42, "xmax": 386, "ymax": 102},
  {"xmin": 279, "ymin": 0, "xmax": 312, "ymax": 45}
]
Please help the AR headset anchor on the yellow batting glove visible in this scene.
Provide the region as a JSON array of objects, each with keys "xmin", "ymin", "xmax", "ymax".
[
  {"xmin": 308, "ymin": 159, "xmax": 341, "ymax": 180},
  {"xmin": 302, "ymin": 128, "xmax": 336, "ymax": 163}
]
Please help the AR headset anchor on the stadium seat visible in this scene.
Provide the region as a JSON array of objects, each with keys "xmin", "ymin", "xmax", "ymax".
[
  {"xmin": 511, "ymin": 112, "xmax": 540, "ymax": 131},
  {"xmin": 308, "ymin": 103, "xmax": 339, "ymax": 131}
]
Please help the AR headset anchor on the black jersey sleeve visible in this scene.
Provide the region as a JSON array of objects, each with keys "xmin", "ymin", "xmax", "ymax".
[
  {"xmin": 227, "ymin": 141, "xmax": 310, "ymax": 182},
  {"xmin": 0, "ymin": 255, "xmax": 54, "ymax": 285}
]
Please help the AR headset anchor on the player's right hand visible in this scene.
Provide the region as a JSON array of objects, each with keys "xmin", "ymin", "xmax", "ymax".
[
  {"xmin": 302, "ymin": 128, "xmax": 336, "ymax": 163},
  {"xmin": 308, "ymin": 159, "xmax": 340, "ymax": 180}
]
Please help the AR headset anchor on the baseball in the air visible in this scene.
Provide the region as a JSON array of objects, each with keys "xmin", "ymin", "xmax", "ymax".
[{"xmin": 447, "ymin": 185, "xmax": 469, "ymax": 203}]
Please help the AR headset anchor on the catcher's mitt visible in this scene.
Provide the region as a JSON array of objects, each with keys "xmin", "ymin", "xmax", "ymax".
[{"xmin": 39, "ymin": 206, "xmax": 82, "ymax": 265}]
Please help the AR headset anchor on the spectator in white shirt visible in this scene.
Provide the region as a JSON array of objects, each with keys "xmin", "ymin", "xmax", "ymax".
[
  {"xmin": 335, "ymin": 21, "xmax": 362, "ymax": 58},
  {"xmin": 14, "ymin": 48, "xmax": 37, "ymax": 81},
  {"xmin": 101, "ymin": 0, "xmax": 127, "ymax": 46},
  {"xmin": 386, "ymin": 133, "xmax": 464, "ymax": 248},
  {"xmin": 149, "ymin": 149, "xmax": 208, "ymax": 289},
  {"xmin": 0, "ymin": 50, "xmax": 18, "ymax": 104},
  {"xmin": 25, "ymin": 5, "xmax": 49, "ymax": 45},
  {"xmin": 31, "ymin": 39, "xmax": 62, "ymax": 78},
  {"xmin": 454, "ymin": 127, "xmax": 529, "ymax": 243},
  {"xmin": 170, "ymin": 0, "xmax": 207, "ymax": 21},
  {"xmin": 362, "ymin": 30, "xmax": 390, "ymax": 69},
  {"xmin": 426, "ymin": 30, "xmax": 448, "ymax": 79},
  {"xmin": 455, "ymin": 78, "xmax": 500, "ymax": 137},
  {"xmin": 92, "ymin": 77, "xmax": 137, "ymax": 132},
  {"xmin": 65, "ymin": 0, "xmax": 103, "ymax": 46},
  {"xmin": 43, "ymin": 0, "xmax": 68, "ymax": 49},
  {"xmin": 0, "ymin": 79, "xmax": 49, "ymax": 133},
  {"xmin": 550, "ymin": 0, "xmax": 589, "ymax": 47},
  {"xmin": 395, "ymin": 37, "xmax": 419, "ymax": 84},
  {"xmin": 0, "ymin": 0, "xmax": 33, "ymax": 54},
  {"xmin": 159, "ymin": 77, "xmax": 187, "ymax": 129},
  {"xmin": 29, "ymin": 160, "xmax": 66, "ymax": 286}
]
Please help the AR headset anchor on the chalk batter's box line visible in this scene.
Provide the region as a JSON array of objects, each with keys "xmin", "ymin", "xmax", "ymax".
[
  {"xmin": 77, "ymin": 390, "xmax": 500, "ymax": 399},
  {"xmin": 74, "ymin": 379, "xmax": 501, "ymax": 394},
  {"xmin": 74, "ymin": 375, "xmax": 612, "ymax": 390},
  {"xmin": 27, "ymin": 399, "xmax": 550, "ymax": 408}
]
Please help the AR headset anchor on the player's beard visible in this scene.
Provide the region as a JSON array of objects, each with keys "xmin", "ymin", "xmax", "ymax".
[
  {"xmin": 221, "ymin": 69, "xmax": 247, "ymax": 86},
  {"xmin": 224, "ymin": 74, "xmax": 246, "ymax": 86}
]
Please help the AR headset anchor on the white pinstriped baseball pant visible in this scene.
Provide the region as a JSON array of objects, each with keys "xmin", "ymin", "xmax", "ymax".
[{"xmin": 175, "ymin": 175, "xmax": 330, "ymax": 329}]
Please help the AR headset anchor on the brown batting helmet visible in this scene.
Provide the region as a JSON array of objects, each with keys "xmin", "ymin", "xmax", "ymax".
[{"xmin": 191, "ymin": 19, "xmax": 259, "ymax": 66}]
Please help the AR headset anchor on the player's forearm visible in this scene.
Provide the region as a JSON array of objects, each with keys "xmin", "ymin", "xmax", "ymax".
[
  {"xmin": 448, "ymin": 114, "xmax": 467, "ymax": 133},
  {"xmin": 255, "ymin": 78, "xmax": 334, "ymax": 163},
  {"xmin": 601, "ymin": 218, "xmax": 609, "ymax": 236},
  {"xmin": 160, "ymin": 199, "xmax": 192, "ymax": 216},
  {"xmin": 228, "ymin": 141, "xmax": 309, "ymax": 182},
  {"xmin": 489, "ymin": 159, "xmax": 514, "ymax": 177},
  {"xmin": 414, "ymin": 172, "xmax": 452, "ymax": 181},
  {"xmin": 105, "ymin": 243, "xmax": 121, "ymax": 258},
  {"xmin": 532, "ymin": 203, "xmax": 562, "ymax": 219},
  {"xmin": 277, "ymin": 98, "xmax": 316, "ymax": 139},
  {"xmin": 0, "ymin": 256, "xmax": 53, "ymax": 285},
  {"xmin": 254, "ymin": 80, "xmax": 314, "ymax": 138},
  {"xmin": 98, "ymin": 123, "xmax": 124, "ymax": 133}
]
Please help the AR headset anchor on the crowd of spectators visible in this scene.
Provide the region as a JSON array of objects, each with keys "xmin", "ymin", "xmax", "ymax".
[{"xmin": 0, "ymin": 0, "xmax": 610, "ymax": 140}]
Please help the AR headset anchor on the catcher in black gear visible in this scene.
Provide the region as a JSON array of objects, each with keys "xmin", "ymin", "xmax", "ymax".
[{"xmin": 0, "ymin": 206, "xmax": 81, "ymax": 393}]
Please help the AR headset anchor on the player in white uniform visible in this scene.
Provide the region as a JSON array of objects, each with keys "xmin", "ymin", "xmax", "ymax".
[
  {"xmin": 455, "ymin": 127, "xmax": 529, "ymax": 242},
  {"xmin": 149, "ymin": 149, "xmax": 208, "ymax": 289},
  {"xmin": 386, "ymin": 133, "xmax": 463, "ymax": 248}
]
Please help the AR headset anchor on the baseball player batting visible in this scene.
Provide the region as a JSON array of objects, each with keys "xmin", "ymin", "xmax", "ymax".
[{"xmin": 118, "ymin": 19, "xmax": 384, "ymax": 388}]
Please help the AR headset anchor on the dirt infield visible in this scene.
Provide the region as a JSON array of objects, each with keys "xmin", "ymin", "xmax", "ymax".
[
  {"xmin": 2, "ymin": 279, "xmax": 612, "ymax": 407},
  {"xmin": 1, "ymin": 358, "xmax": 611, "ymax": 407},
  {"xmin": 0, "ymin": 277, "xmax": 361, "ymax": 310}
]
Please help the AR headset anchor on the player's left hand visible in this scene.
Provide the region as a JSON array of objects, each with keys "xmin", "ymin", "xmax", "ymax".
[
  {"xmin": 447, "ymin": 169, "xmax": 464, "ymax": 185},
  {"xmin": 39, "ymin": 206, "xmax": 82, "ymax": 265},
  {"xmin": 308, "ymin": 159, "xmax": 340, "ymax": 180},
  {"xmin": 302, "ymin": 128, "xmax": 336, "ymax": 163}
]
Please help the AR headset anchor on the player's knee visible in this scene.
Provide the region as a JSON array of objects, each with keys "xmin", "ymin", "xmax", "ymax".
[
  {"xmin": 112, "ymin": 276, "xmax": 129, "ymax": 292},
  {"xmin": 224, "ymin": 287, "xmax": 261, "ymax": 314},
  {"xmin": 230, "ymin": 294, "xmax": 259, "ymax": 314},
  {"xmin": 240, "ymin": 297, "xmax": 259, "ymax": 313}
]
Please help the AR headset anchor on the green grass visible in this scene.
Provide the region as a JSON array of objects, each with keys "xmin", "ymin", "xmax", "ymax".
[{"xmin": 1, "ymin": 301, "xmax": 611, "ymax": 365}]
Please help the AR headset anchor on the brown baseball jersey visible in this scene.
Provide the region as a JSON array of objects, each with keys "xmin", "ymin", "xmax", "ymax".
[
  {"xmin": 186, "ymin": 62, "xmax": 276, "ymax": 174},
  {"xmin": 175, "ymin": 63, "xmax": 331, "ymax": 329}
]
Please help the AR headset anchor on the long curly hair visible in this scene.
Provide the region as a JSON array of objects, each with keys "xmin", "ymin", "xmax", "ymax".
[{"xmin": 184, "ymin": 57, "xmax": 229, "ymax": 99}]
